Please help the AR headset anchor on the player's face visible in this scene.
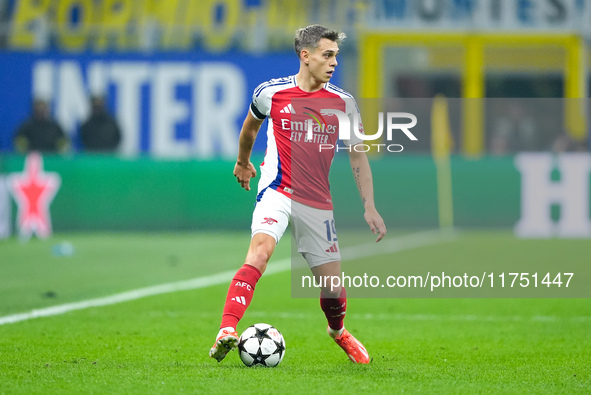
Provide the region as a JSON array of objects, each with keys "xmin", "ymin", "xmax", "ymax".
[{"xmin": 308, "ymin": 38, "xmax": 339, "ymax": 83}]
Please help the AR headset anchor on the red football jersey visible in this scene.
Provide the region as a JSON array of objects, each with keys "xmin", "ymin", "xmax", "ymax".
[{"xmin": 250, "ymin": 75, "xmax": 363, "ymax": 210}]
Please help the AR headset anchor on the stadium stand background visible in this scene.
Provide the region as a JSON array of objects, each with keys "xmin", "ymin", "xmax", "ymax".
[{"xmin": 0, "ymin": 0, "xmax": 589, "ymax": 233}]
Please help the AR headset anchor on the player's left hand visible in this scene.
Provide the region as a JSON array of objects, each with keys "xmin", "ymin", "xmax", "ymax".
[{"xmin": 364, "ymin": 207, "xmax": 387, "ymax": 242}]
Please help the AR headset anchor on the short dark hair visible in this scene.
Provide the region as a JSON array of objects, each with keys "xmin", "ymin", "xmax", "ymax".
[{"xmin": 294, "ymin": 25, "xmax": 346, "ymax": 59}]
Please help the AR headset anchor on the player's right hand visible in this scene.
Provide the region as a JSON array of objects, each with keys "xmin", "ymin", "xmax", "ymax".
[
  {"xmin": 364, "ymin": 206, "xmax": 387, "ymax": 242},
  {"xmin": 234, "ymin": 161, "xmax": 257, "ymax": 191}
]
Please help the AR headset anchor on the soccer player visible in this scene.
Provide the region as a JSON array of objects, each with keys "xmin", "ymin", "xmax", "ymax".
[{"xmin": 209, "ymin": 25, "xmax": 386, "ymax": 364}]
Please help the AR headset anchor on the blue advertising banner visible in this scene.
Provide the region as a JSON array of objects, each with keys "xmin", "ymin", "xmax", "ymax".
[{"xmin": 0, "ymin": 51, "xmax": 327, "ymax": 158}]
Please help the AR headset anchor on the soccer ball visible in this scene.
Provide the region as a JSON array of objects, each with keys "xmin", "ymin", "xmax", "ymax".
[{"xmin": 238, "ymin": 323, "xmax": 285, "ymax": 367}]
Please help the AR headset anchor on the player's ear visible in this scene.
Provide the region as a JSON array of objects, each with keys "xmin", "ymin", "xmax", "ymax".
[{"xmin": 301, "ymin": 49, "xmax": 309, "ymax": 65}]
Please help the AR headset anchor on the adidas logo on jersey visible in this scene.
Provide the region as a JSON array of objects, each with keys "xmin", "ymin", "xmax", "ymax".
[
  {"xmin": 231, "ymin": 296, "xmax": 247, "ymax": 305},
  {"xmin": 325, "ymin": 243, "xmax": 338, "ymax": 253},
  {"xmin": 279, "ymin": 103, "xmax": 296, "ymax": 114}
]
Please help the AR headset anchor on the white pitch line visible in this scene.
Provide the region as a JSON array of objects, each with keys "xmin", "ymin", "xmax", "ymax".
[{"xmin": 0, "ymin": 229, "xmax": 456, "ymax": 326}]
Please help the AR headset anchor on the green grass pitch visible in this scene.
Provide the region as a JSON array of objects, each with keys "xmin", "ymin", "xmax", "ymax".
[{"xmin": 0, "ymin": 230, "xmax": 589, "ymax": 394}]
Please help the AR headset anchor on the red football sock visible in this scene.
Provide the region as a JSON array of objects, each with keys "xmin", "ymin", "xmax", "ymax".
[
  {"xmin": 320, "ymin": 287, "xmax": 347, "ymax": 331},
  {"xmin": 220, "ymin": 264, "xmax": 262, "ymax": 329}
]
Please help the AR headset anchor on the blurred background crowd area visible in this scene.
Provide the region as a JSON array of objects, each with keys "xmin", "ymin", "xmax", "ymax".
[{"xmin": 0, "ymin": 0, "xmax": 589, "ymax": 157}]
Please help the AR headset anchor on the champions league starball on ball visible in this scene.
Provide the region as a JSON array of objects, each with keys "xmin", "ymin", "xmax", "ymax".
[{"xmin": 238, "ymin": 323, "xmax": 285, "ymax": 367}]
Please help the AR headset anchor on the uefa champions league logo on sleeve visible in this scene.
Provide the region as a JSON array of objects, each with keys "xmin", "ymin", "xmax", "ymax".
[{"xmin": 313, "ymin": 110, "xmax": 418, "ymax": 153}]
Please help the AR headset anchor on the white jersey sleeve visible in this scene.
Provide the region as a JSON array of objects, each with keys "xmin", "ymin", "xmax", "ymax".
[
  {"xmin": 343, "ymin": 97, "xmax": 364, "ymax": 147},
  {"xmin": 326, "ymin": 83, "xmax": 364, "ymax": 147},
  {"xmin": 250, "ymin": 76, "xmax": 295, "ymax": 120},
  {"xmin": 250, "ymin": 84, "xmax": 271, "ymax": 120}
]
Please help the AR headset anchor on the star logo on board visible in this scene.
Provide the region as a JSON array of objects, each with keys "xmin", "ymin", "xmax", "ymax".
[{"xmin": 8, "ymin": 152, "xmax": 61, "ymax": 239}]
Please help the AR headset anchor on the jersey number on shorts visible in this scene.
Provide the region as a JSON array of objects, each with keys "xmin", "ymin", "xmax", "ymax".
[{"xmin": 324, "ymin": 219, "xmax": 338, "ymax": 242}]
